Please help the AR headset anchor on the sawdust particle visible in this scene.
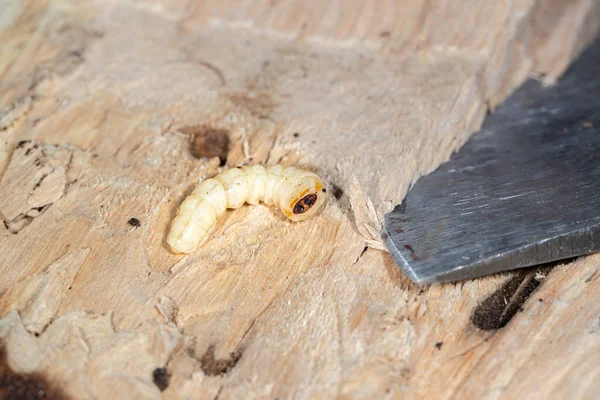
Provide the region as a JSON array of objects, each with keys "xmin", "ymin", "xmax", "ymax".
[
  {"xmin": 332, "ymin": 184, "xmax": 344, "ymax": 200},
  {"xmin": 128, "ymin": 217, "xmax": 141, "ymax": 227},
  {"xmin": 152, "ymin": 367, "xmax": 170, "ymax": 392}
]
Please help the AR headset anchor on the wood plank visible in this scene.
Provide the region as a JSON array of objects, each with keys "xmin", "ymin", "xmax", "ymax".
[{"xmin": 0, "ymin": 1, "xmax": 598, "ymax": 399}]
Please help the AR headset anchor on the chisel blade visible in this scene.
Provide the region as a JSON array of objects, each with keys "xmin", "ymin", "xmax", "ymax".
[{"xmin": 382, "ymin": 39, "xmax": 600, "ymax": 284}]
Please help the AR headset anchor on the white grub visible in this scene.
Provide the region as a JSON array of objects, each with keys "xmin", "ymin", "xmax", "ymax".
[{"xmin": 167, "ymin": 165, "xmax": 327, "ymax": 254}]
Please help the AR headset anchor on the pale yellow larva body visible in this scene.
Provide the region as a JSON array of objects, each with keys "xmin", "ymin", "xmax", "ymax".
[{"xmin": 167, "ymin": 165, "xmax": 327, "ymax": 254}]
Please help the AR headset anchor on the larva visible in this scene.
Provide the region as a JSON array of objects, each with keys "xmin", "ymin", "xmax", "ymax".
[{"xmin": 167, "ymin": 165, "xmax": 327, "ymax": 253}]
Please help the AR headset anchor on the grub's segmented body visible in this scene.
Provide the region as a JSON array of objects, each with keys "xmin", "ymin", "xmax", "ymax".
[{"xmin": 167, "ymin": 165, "xmax": 327, "ymax": 253}]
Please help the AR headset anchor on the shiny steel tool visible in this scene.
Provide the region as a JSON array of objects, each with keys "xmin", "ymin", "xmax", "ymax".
[{"xmin": 382, "ymin": 39, "xmax": 600, "ymax": 284}]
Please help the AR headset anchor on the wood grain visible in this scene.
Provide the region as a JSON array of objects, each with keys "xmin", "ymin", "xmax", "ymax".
[{"xmin": 0, "ymin": 1, "xmax": 599, "ymax": 399}]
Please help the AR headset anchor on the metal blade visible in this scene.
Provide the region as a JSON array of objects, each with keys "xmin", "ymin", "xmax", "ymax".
[{"xmin": 382, "ymin": 39, "xmax": 600, "ymax": 284}]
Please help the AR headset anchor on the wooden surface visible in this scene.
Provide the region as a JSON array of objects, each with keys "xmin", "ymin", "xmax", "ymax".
[{"xmin": 0, "ymin": 1, "xmax": 599, "ymax": 399}]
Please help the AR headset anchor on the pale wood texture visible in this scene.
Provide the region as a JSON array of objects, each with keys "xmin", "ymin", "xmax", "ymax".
[{"xmin": 0, "ymin": 1, "xmax": 599, "ymax": 399}]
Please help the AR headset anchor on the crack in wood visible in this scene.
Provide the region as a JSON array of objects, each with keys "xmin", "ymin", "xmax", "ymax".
[
  {"xmin": 470, "ymin": 259, "xmax": 567, "ymax": 331},
  {"xmin": 472, "ymin": 270, "xmax": 540, "ymax": 330}
]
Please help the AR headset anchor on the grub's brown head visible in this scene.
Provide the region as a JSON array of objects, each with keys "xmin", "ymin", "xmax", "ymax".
[{"xmin": 278, "ymin": 167, "xmax": 327, "ymax": 222}]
